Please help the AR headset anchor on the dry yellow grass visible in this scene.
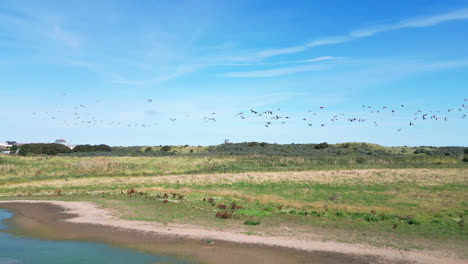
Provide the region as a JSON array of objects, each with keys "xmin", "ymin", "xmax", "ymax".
[{"xmin": 4, "ymin": 168, "xmax": 467, "ymax": 191}]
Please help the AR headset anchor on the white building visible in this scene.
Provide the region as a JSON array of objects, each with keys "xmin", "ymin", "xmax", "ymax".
[{"xmin": 54, "ymin": 139, "xmax": 74, "ymax": 149}]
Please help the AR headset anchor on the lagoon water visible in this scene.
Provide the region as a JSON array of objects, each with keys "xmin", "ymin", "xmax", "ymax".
[{"xmin": 0, "ymin": 209, "xmax": 188, "ymax": 264}]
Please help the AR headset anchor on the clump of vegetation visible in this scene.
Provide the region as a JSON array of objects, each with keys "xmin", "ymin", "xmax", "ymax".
[
  {"xmin": 73, "ymin": 144, "xmax": 112, "ymax": 153},
  {"xmin": 231, "ymin": 202, "xmax": 242, "ymax": 209},
  {"xmin": 207, "ymin": 197, "xmax": 215, "ymax": 205},
  {"xmin": 244, "ymin": 220, "xmax": 261, "ymax": 225},
  {"xmin": 329, "ymin": 194, "xmax": 340, "ymax": 201},
  {"xmin": 463, "ymin": 156, "xmax": 468, "ymax": 162},
  {"xmin": 356, "ymin": 157, "xmax": 366, "ymax": 164},
  {"xmin": 315, "ymin": 142, "xmax": 329, "ymax": 149},
  {"xmin": 407, "ymin": 219, "xmax": 421, "ymax": 225},
  {"xmin": 215, "ymin": 211, "xmax": 232, "ymax": 219},
  {"xmin": 161, "ymin": 146, "xmax": 172, "ymax": 152},
  {"xmin": 9, "ymin": 145, "xmax": 18, "ymax": 154},
  {"xmin": 19, "ymin": 143, "xmax": 72, "ymax": 156}
]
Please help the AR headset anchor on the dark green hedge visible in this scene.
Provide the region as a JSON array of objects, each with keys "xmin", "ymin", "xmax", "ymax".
[
  {"xmin": 73, "ymin": 144, "xmax": 112, "ymax": 152},
  {"xmin": 19, "ymin": 144, "xmax": 72, "ymax": 156}
]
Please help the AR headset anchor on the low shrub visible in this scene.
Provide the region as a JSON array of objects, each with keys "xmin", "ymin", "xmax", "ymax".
[
  {"xmin": 215, "ymin": 211, "xmax": 232, "ymax": 219},
  {"xmin": 19, "ymin": 143, "xmax": 72, "ymax": 156},
  {"xmin": 356, "ymin": 157, "xmax": 366, "ymax": 164},
  {"xmin": 407, "ymin": 219, "xmax": 421, "ymax": 225},
  {"xmin": 244, "ymin": 220, "xmax": 261, "ymax": 225},
  {"xmin": 364, "ymin": 214, "xmax": 379, "ymax": 222},
  {"xmin": 161, "ymin": 146, "xmax": 172, "ymax": 152},
  {"xmin": 315, "ymin": 142, "xmax": 329, "ymax": 150},
  {"xmin": 335, "ymin": 211, "xmax": 344, "ymax": 217},
  {"xmin": 73, "ymin": 144, "xmax": 111, "ymax": 152}
]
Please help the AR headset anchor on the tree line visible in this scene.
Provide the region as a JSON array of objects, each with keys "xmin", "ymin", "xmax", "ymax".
[{"xmin": 18, "ymin": 144, "xmax": 111, "ymax": 156}]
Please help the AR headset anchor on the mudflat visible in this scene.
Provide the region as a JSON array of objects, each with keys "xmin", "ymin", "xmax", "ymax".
[{"xmin": 0, "ymin": 201, "xmax": 463, "ymax": 264}]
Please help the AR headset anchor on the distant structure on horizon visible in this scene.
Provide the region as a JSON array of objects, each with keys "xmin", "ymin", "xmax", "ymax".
[
  {"xmin": 224, "ymin": 139, "xmax": 231, "ymax": 144},
  {"xmin": 54, "ymin": 139, "xmax": 75, "ymax": 149},
  {"xmin": 55, "ymin": 139, "xmax": 67, "ymax": 145},
  {"xmin": 0, "ymin": 140, "xmax": 18, "ymax": 154}
]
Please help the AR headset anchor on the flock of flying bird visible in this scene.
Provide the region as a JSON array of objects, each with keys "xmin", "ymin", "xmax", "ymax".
[{"xmin": 31, "ymin": 97, "xmax": 468, "ymax": 132}]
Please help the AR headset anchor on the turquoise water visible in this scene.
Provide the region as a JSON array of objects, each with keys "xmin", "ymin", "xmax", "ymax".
[{"xmin": 0, "ymin": 209, "xmax": 188, "ymax": 264}]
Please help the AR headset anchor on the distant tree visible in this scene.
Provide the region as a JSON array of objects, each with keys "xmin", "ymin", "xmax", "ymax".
[
  {"xmin": 18, "ymin": 145, "xmax": 31, "ymax": 156},
  {"xmin": 315, "ymin": 142, "xmax": 329, "ymax": 150},
  {"xmin": 9, "ymin": 145, "xmax": 18, "ymax": 154},
  {"xmin": 463, "ymin": 156, "xmax": 468, "ymax": 162},
  {"xmin": 247, "ymin": 142, "xmax": 259, "ymax": 147},
  {"xmin": 73, "ymin": 144, "xmax": 111, "ymax": 152},
  {"xmin": 464, "ymin": 148, "xmax": 468, "ymax": 155},
  {"xmin": 19, "ymin": 143, "xmax": 71, "ymax": 156},
  {"xmin": 95, "ymin": 144, "xmax": 111, "ymax": 152},
  {"xmin": 414, "ymin": 149, "xmax": 427, "ymax": 155},
  {"xmin": 145, "ymin": 147, "xmax": 152, "ymax": 152},
  {"xmin": 73, "ymin": 145, "xmax": 95, "ymax": 152},
  {"xmin": 161, "ymin": 146, "xmax": 172, "ymax": 152}
]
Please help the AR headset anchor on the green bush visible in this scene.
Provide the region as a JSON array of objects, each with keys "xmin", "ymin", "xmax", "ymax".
[
  {"xmin": 315, "ymin": 142, "xmax": 330, "ymax": 150},
  {"xmin": 244, "ymin": 220, "xmax": 261, "ymax": 225},
  {"xmin": 463, "ymin": 156, "xmax": 468, "ymax": 162},
  {"xmin": 407, "ymin": 219, "xmax": 421, "ymax": 225},
  {"xmin": 73, "ymin": 144, "xmax": 111, "ymax": 153},
  {"xmin": 356, "ymin": 157, "xmax": 366, "ymax": 164},
  {"xmin": 95, "ymin": 144, "xmax": 112, "ymax": 152},
  {"xmin": 161, "ymin": 146, "xmax": 172, "ymax": 152},
  {"xmin": 19, "ymin": 144, "xmax": 71, "ymax": 156},
  {"xmin": 9, "ymin": 145, "xmax": 18, "ymax": 154},
  {"xmin": 73, "ymin": 145, "xmax": 95, "ymax": 152},
  {"xmin": 364, "ymin": 214, "xmax": 379, "ymax": 222},
  {"xmin": 464, "ymin": 148, "xmax": 468, "ymax": 154},
  {"xmin": 145, "ymin": 147, "xmax": 152, "ymax": 152}
]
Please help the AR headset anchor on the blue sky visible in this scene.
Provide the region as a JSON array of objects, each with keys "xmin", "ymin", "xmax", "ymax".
[{"xmin": 1, "ymin": 0, "xmax": 467, "ymax": 146}]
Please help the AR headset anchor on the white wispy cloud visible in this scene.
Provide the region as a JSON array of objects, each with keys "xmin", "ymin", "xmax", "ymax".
[
  {"xmin": 276, "ymin": 56, "xmax": 344, "ymax": 65},
  {"xmin": 351, "ymin": 8, "xmax": 468, "ymax": 37},
  {"xmin": 0, "ymin": 12, "xmax": 81, "ymax": 48},
  {"xmin": 153, "ymin": 64, "xmax": 202, "ymax": 82},
  {"xmin": 222, "ymin": 62, "xmax": 336, "ymax": 77},
  {"xmin": 52, "ymin": 25, "xmax": 80, "ymax": 48},
  {"xmin": 306, "ymin": 37, "xmax": 352, "ymax": 48},
  {"xmin": 256, "ymin": 8, "xmax": 468, "ymax": 59},
  {"xmin": 256, "ymin": 46, "xmax": 307, "ymax": 58}
]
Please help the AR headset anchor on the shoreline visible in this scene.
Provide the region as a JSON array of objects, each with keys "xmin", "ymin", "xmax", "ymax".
[{"xmin": 0, "ymin": 200, "xmax": 466, "ymax": 264}]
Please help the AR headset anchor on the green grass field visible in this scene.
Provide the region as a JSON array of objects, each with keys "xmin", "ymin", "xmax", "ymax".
[{"xmin": 0, "ymin": 154, "xmax": 467, "ymax": 257}]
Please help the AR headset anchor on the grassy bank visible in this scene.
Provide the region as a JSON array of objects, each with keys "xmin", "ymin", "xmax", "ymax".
[
  {"xmin": 0, "ymin": 155, "xmax": 467, "ymax": 257},
  {"xmin": 0, "ymin": 155, "xmax": 466, "ymax": 185}
]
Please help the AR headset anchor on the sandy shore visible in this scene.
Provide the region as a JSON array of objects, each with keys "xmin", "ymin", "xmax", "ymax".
[{"xmin": 0, "ymin": 200, "xmax": 466, "ymax": 264}]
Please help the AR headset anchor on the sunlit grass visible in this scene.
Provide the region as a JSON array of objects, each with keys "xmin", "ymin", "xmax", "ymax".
[{"xmin": 0, "ymin": 155, "xmax": 467, "ymax": 256}]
